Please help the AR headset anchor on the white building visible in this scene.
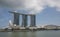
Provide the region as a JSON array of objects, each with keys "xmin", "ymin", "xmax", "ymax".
[
  {"xmin": 20, "ymin": 27, "xmax": 25, "ymax": 29},
  {"xmin": 57, "ymin": 26, "xmax": 60, "ymax": 29},
  {"xmin": 43, "ymin": 25, "xmax": 57, "ymax": 29},
  {"xmin": 29, "ymin": 27, "xmax": 37, "ymax": 29}
]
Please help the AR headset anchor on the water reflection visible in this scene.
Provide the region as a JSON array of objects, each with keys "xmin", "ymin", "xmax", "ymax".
[
  {"xmin": 8, "ymin": 32, "xmax": 36, "ymax": 37},
  {"xmin": 29, "ymin": 32, "xmax": 36, "ymax": 37},
  {"xmin": 8, "ymin": 32, "xmax": 20, "ymax": 37},
  {"xmin": 20, "ymin": 32, "xmax": 28, "ymax": 37}
]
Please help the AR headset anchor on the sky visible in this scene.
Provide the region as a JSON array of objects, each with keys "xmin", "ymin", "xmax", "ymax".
[{"xmin": 0, "ymin": 0, "xmax": 60, "ymax": 28}]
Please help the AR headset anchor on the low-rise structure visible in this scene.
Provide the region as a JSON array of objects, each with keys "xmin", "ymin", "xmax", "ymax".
[
  {"xmin": 57, "ymin": 26, "xmax": 60, "ymax": 29},
  {"xmin": 29, "ymin": 27, "xmax": 37, "ymax": 29},
  {"xmin": 20, "ymin": 27, "xmax": 25, "ymax": 29},
  {"xmin": 43, "ymin": 25, "xmax": 57, "ymax": 29}
]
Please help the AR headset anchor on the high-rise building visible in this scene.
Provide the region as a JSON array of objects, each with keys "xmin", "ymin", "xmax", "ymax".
[
  {"xmin": 13, "ymin": 13, "xmax": 19, "ymax": 25},
  {"xmin": 9, "ymin": 11, "xmax": 36, "ymax": 28},
  {"xmin": 9, "ymin": 11, "xmax": 20, "ymax": 25},
  {"xmin": 30, "ymin": 15, "xmax": 36, "ymax": 27},
  {"xmin": 22, "ymin": 15, "xmax": 28, "ymax": 27}
]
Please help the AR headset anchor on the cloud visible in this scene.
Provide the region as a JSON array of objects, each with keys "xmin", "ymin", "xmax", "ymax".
[{"xmin": 0, "ymin": 0, "xmax": 60, "ymax": 14}]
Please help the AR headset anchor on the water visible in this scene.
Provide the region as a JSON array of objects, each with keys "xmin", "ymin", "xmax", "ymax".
[{"xmin": 0, "ymin": 30, "xmax": 60, "ymax": 37}]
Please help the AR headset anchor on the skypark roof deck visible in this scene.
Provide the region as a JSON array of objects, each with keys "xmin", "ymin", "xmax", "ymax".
[{"xmin": 9, "ymin": 11, "xmax": 35, "ymax": 16}]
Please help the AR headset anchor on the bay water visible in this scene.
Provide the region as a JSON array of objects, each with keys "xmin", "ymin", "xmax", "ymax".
[{"xmin": 0, "ymin": 30, "xmax": 60, "ymax": 37}]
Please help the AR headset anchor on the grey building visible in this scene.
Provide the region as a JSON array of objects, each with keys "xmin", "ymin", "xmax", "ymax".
[
  {"xmin": 9, "ymin": 11, "xmax": 36, "ymax": 28},
  {"xmin": 30, "ymin": 15, "xmax": 36, "ymax": 27},
  {"xmin": 22, "ymin": 15, "xmax": 28, "ymax": 27},
  {"xmin": 13, "ymin": 13, "xmax": 20, "ymax": 25},
  {"xmin": 9, "ymin": 11, "xmax": 20, "ymax": 25}
]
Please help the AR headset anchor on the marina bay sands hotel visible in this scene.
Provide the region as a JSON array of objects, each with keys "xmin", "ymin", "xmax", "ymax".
[{"xmin": 9, "ymin": 11, "xmax": 36, "ymax": 27}]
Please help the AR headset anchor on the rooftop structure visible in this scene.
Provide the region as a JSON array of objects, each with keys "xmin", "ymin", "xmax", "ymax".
[{"xmin": 9, "ymin": 11, "xmax": 36, "ymax": 29}]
